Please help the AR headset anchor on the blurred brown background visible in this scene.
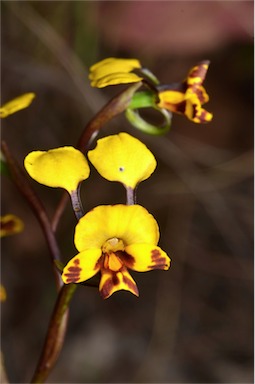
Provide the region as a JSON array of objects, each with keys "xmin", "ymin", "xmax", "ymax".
[{"xmin": 1, "ymin": 1, "xmax": 253, "ymax": 383}]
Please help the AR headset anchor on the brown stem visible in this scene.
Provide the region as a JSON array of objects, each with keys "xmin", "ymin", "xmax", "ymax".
[
  {"xmin": 77, "ymin": 82, "xmax": 142, "ymax": 152},
  {"xmin": 1, "ymin": 140, "xmax": 63, "ymax": 290},
  {"xmin": 31, "ymin": 284, "xmax": 77, "ymax": 383}
]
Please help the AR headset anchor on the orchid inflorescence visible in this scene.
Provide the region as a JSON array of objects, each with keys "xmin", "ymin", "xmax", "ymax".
[
  {"xmin": 1, "ymin": 56, "xmax": 213, "ymax": 382},
  {"xmin": 2, "ymin": 57, "xmax": 213, "ymax": 299}
]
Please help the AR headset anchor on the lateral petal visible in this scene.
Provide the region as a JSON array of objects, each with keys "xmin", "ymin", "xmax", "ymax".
[
  {"xmin": 62, "ymin": 249, "xmax": 102, "ymax": 284},
  {"xmin": 124, "ymin": 244, "xmax": 170, "ymax": 271}
]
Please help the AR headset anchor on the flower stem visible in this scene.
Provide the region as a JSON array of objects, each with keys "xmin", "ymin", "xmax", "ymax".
[
  {"xmin": 126, "ymin": 187, "xmax": 136, "ymax": 205},
  {"xmin": 31, "ymin": 284, "xmax": 77, "ymax": 383},
  {"xmin": 70, "ymin": 185, "xmax": 84, "ymax": 220},
  {"xmin": 1, "ymin": 140, "xmax": 63, "ymax": 290},
  {"xmin": 76, "ymin": 82, "xmax": 142, "ymax": 152}
]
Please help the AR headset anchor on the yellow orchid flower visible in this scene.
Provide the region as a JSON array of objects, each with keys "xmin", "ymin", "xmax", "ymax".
[
  {"xmin": 0, "ymin": 214, "xmax": 24, "ymax": 237},
  {"xmin": 88, "ymin": 132, "xmax": 156, "ymax": 190},
  {"xmin": 157, "ymin": 61, "xmax": 212, "ymax": 123},
  {"xmin": 0, "ymin": 93, "xmax": 35, "ymax": 118},
  {"xmin": 62, "ymin": 204, "xmax": 170, "ymax": 299},
  {"xmin": 89, "ymin": 57, "xmax": 143, "ymax": 88},
  {"xmin": 24, "ymin": 147, "xmax": 90, "ymax": 194}
]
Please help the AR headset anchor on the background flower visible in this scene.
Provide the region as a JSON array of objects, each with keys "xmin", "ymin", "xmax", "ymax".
[
  {"xmin": 0, "ymin": 214, "xmax": 24, "ymax": 237},
  {"xmin": 0, "ymin": 93, "xmax": 35, "ymax": 118}
]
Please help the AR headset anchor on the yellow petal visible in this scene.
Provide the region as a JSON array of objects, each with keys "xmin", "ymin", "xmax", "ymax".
[
  {"xmin": 62, "ymin": 249, "xmax": 102, "ymax": 284},
  {"xmin": 0, "ymin": 214, "xmax": 24, "ymax": 237},
  {"xmin": 192, "ymin": 108, "xmax": 213, "ymax": 123},
  {"xmin": 89, "ymin": 57, "xmax": 142, "ymax": 88},
  {"xmin": 88, "ymin": 132, "xmax": 156, "ymax": 189},
  {"xmin": 99, "ymin": 267, "xmax": 139, "ymax": 299},
  {"xmin": 90, "ymin": 72, "xmax": 143, "ymax": 88},
  {"xmin": 24, "ymin": 147, "xmax": 90, "ymax": 194},
  {"xmin": 157, "ymin": 90, "xmax": 185, "ymax": 112},
  {"xmin": 184, "ymin": 92, "xmax": 213, "ymax": 123},
  {"xmin": 74, "ymin": 204, "xmax": 159, "ymax": 252},
  {"xmin": 0, "ymin": 93, "xmax": 35, "ymax": 118},
  {"xmin": 124, "ymin": 244, "xmax": 170, "ymax": 271}
]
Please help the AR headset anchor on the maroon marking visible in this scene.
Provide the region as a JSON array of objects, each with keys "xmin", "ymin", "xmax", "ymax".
[
  {"xmin": 122, "ymin": 275, "xmax": 139, "ymax": 296},
  {"xmin": 116, "ymin": 251, "xmax": 135, "ymax": 268},
  {"xmin": 67, "ymin": 266, "xmax": 81, "ymax": 272},
  {"xmin": 112, "ymin": 273, "xmax": 119, "ymax": 286},
  {"xmin": 189, "ymin": 62, "xmax": 208, "ymax": 82},
  {"xmin": 64, "ymin": 261, "xmax": 82, "ymax": 283},
  {"xmin": 65, "ymin": 276, "xmax": 80, "ymax": 283},
  {"xmin": 149, "ymin": 249, "xmax": 168, "ymax": 270},
  {"xmin": 95, "ymin": 255, "xmax": 103, "ymax": 270},
  {"xmin": 197, "ymin": 110, "xmax": 209, "ymax": 123},
  {"xmin": 174, "ymin": 100, "xmax": 186, "ymax": 114},
  {"xmin": 67, "ymin": 264, "xmax": 82, "ymax": 272},
  {"xmin": 100, "ymin": 276, "xmax": 115, "ymax": 299},
  {"xmin": 194, "ymin": 87, "xmax": 205, "ymax": 103},
  {"xmin": 151, "ymin": 249, "xmax": 161, "ymax": 259}
]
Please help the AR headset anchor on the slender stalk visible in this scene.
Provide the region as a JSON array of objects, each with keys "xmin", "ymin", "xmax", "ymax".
[
  {"xmin": 1, "ymin": 141, "xmax": 63, "ymax": 290},
  {"xmin": 31, "ymin": 284, "xmax": 77, "ymax": 383},
  {"xmin": 126, "ymin": 186, "xmax": 136, "ymax": 205},
  {"xmin": 76, "ymin": 82, "xmax": 142, "ymax": 152},
  {"xmin": 70, "ymin": 185, "xmax": 84, "ymax": 220}
]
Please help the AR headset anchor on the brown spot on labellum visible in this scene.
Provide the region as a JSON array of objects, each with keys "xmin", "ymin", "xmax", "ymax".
[
  {"xmin": 112, "ymin": 273, "xmax": 119, "ymax": 286},
  {"xmin": 100, "ymin": 274, "xmax": 116, "ymax": 299},
  {"xmin": 123, "ymin": 275, "xmax": 139, "ymax": 296},
  {"xmin": 116, "ymin": 251, "xmax": 135, "ymax": 268}
]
